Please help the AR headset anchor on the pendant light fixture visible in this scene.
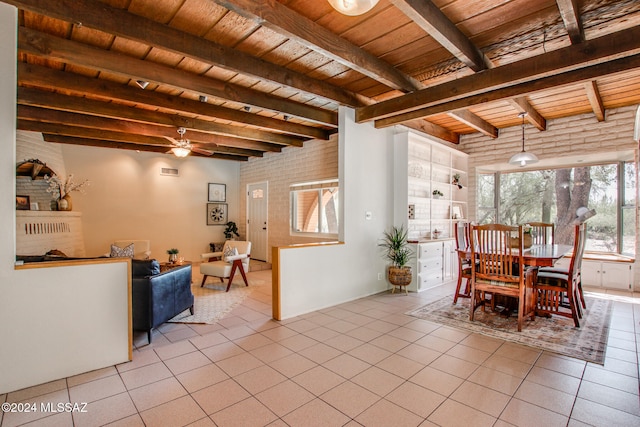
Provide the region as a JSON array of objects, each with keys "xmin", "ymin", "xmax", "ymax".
[
  {"xmin": 328, "ymin": 0, "xmax": 379, "ymax": 16},
  {"xmin": 508, "ymin": 112, "xmax": 538, "ymax": 167}
]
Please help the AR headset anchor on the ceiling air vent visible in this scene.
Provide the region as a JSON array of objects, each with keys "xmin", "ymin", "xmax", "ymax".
[{"xmin": 160, "ymin": 167, "xmax": 179, "ymax": 177}]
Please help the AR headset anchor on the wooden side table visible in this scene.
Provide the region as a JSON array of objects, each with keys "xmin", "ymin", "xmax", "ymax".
[{"xmin": 159, "ymin": 260, "xmax": 192, "ymax": 273}]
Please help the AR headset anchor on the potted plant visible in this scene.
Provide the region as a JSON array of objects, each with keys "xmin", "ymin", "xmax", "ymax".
[
  {"xmin": 223, "ymin": 221, "xmax": 240, "ymax": 240},
  {"xmin": 379, "ymin": 225, "xmax": 414, "ymax": 288},
  {"xmin": 166, "ymin": 248, "xmax": 179, "ymax": 263},
  {"xmin": 452, "ymin": 173, "xmax": 463, "ymax": 189},
  {"xmin": 432, "ymin": 189, "xmax": 444, "ymax": 199}
]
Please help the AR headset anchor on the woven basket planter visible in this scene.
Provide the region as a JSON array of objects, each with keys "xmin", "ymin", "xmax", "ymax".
[{"xmin": 388, "ymin": 266, "xmax": 412, "ymax": 286}]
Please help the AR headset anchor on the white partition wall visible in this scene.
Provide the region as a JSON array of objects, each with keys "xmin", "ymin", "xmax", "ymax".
[
  {"xmin": 275, "ymin": 107, "xmax": 396, "ymax": 319},
  {"xmin": 0, "ymin": 5, "xmax": 131, "ymax": 394}
]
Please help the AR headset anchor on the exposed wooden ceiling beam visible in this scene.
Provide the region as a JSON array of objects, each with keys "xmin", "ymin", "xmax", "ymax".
[
  {"xmin": 556, "ymin": 0, "xmax": 584, "ymax": 44},
  {"xmin": 402, "ymin": 120, "xmax": 459, "ymax": 144},
  {"xmin": 448, "ymin": 110, "xmax": 498, "ymax": 138},
  {"xmin": 584, "ymin": 80, "xmax": 605, "ymax": 122},
  {"xmin": 17, "ymin": 87, "xmax": 306, "ymax": 147},
  {"xmin": 508, "ymin": 97, "xmax": 546, "ymax": 131},
  {"xmin": 19, "ymin": 120, "xmax": 170, "ymax": 145},
  {"xmin": 375, "ymin": 53, "xmax": 640, "ymax": 128},
  {"xmin": 42, "ymin": 134, "xmax": 250, "ymax": 161},
  {"xmin": 18, "ymin": 63, "xmax": 330, "ymax": 140},
  {"xmin": 2, "ymin": 0, "xmax": 365, "ymax": 108},
  {"xmin": 17, "ymin": 105, "xmax": 284, "ymax": 152},
  {"xmin": 357, "ymin": 25, "xmax": 640, "ymax": 123},
  {"xmin": 21, "ymin": 120, "xmax": 279, "ymax": 156},
  {"xmin": 210, "ymin": 0, "xmax": 421, "ymax": 93},
  {"xmin": 390, "ymin": 0, "xmax": 488, "ymax": 72},
  {"xmin": 19, "ymin": 26, "xmax": 337, "ymax": 126}
]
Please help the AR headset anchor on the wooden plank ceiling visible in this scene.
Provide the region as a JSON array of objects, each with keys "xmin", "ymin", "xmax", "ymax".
[{"xmin": 5, "ymin": 0, "xmax": 640, "ymax": 161}]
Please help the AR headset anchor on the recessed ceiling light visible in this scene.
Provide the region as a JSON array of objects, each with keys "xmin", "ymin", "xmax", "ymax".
[{"xmin": 243, "ymin": 106, "xmax": 251, "ymax": 112}]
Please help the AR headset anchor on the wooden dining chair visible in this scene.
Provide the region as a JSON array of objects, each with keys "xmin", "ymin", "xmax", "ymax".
[
  {"xmin": 469, "ymin": 224, "xmax": 536, "ymax": 332},
  {"xmin": 528, "ymin": 222, "xmax": 555, "ymax": 245},
  {"xmin": 453, "ymin": 221, "xmax": 472, "ymax": 303},
  {"xmin": 534, "ymin": 223, "xmax": 586, "ymax": 327}
]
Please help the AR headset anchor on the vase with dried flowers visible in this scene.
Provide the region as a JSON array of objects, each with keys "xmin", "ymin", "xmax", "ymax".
[{"xmin": 44, "ymin": 174, "xmax": 90, "ymax": 211}]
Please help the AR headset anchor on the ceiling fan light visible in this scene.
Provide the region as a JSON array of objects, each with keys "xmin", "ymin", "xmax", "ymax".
[
  {"xmin": 328, "ymin": 0, "xmax": 379, "ymax": 16},
  {"xmin": 171, "ymin": 147, "xmax": 190, "ymax": 157}
]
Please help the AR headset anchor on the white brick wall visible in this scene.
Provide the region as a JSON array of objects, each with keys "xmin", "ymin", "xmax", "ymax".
[
  {"xmin": 16, "ymin": 131, "xmax": 67, "ymax": 210},
  {"xmin": 239, "ymin": 137, "xmax": 339, "ymax": 260},
  {"xmin": 16, "ymin": 210, "xmax": 86, "ymax": 257},
  {"xmin": 15, "ymin": 131, "xmax": 87, "ymax": 256}
]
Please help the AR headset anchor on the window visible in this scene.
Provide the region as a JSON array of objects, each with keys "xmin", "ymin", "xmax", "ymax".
[
  {"xmin": 290, "ymin": 180, "xmax": 339, "ymax": 237},
  {"xmin": 477, "ymin": 162, "xmax": 636, "ymax": 256}
]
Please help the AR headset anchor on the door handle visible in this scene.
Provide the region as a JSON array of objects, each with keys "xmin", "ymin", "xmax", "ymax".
[{"xmin": 262, "ymin": 227, "xmax": 267, "ymax": 230}]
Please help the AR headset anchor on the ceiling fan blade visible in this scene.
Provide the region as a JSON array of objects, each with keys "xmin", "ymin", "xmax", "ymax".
[{"xmin": 191, "ymin": 147, "xmax": 214, "ymax": 156}]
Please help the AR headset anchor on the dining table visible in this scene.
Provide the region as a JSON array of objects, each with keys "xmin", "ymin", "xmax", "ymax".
[{"xmin": 519, "ymin": 244, "xmax": 573, "ymax": 267}]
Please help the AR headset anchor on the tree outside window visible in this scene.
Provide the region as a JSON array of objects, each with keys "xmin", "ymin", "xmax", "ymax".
[{"xmin": 478, "ymin": 162, "xmax": 635, "ymax": 255}]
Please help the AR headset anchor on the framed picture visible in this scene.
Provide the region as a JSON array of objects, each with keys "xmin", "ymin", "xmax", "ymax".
[
  {"xmin": 208, "ymin": 183, "xmax": 226, "ymax": 202},
  {"xmin": 207, "ymin": 203, "xmax": 227, "ymax": 225},
  {"xmin": 16, "ymin": 195, "xmax": 30, "ymax": 210},
  {"xmin": 452, "ymin": 205, "xmax": 463, "ymax": 219}
]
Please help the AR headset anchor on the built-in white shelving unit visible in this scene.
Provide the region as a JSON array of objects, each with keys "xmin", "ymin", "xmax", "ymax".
[{"xmin": 394, "ymin": 130, "xmax": 469, "ymax": 241}]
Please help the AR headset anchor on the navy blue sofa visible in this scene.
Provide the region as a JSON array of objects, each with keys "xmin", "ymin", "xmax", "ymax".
[{"xmin": 131, "ymin": 259, "xmax": 194, "ymax": 343}]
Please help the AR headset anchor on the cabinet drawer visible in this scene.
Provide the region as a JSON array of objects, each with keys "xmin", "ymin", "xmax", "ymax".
[
  {"xmin": 419, "ymin": 260, "xmax": 442, "ymax": 273},
  {"xmin": 419, "ymin": 243, "xmax": 442, "ymax": 259},
  {"xmin": 419, "ymin": 272, "xmax": 443, "ymax": 288}
]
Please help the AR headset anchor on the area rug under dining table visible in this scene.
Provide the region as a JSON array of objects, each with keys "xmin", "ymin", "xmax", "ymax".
[{"xmin": 406, "ymin": 294, "xmax": 612, "ymax": 364}]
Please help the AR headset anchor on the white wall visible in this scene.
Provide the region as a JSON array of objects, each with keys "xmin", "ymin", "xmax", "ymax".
[
  {"xmin": 60, "ymin": 144, "xmax": 240, "ymax": 262},
  {"xmin": 1, "ymin": 4, "xmax": 130, "ymax": 394},
  {"xmin": 277, "ymin": 107, "xmax": 396, "ymax": 318}
]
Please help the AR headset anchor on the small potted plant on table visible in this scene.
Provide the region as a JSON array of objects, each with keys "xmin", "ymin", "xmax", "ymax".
[
  {"xmin": 166, "ymin": 248, "xmax": 179, "ymax": 263},
  {"xmin": 379, "ymin": 225, "xmax": 414, "ymax": 293},
  {"xmin": 432, "ymin": 189, "xmax": 444, "ymax": 199}
]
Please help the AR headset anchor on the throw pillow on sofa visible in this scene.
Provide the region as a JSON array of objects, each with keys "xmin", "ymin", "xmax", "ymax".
[{"xmin": 111, "ymin": 243, "xmax": 134, "ymax": 258}]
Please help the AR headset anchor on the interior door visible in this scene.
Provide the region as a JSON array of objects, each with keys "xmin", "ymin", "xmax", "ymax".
[{"xmin": 247, "ymin": 182, "xmax": 268, "ymax": 261}]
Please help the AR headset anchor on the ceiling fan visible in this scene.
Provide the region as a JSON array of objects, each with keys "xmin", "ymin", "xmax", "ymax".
[{"xmin": 165, "ymin": 127, "xmax": 214, "ymax": 157}]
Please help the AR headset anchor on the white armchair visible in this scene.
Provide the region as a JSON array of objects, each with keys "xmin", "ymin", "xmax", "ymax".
[{"xmin": 200, "ymin": 240, "xmax": 251, "ymax": 292}]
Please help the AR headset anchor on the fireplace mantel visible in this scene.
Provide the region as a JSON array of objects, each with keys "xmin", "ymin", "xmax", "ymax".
[{"xmin": 16, "ymin": 210, "xmax": 86, "ymax": 257}]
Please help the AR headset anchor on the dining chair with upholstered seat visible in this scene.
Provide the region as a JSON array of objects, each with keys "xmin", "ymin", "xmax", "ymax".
[
  {"xmin": 528, "ymin": 222, "xmax": 555, "ymax": 245},
  {"xmin": 453, "ymin": 221, "xmax": 472, "ymax": 303},
  {"xmin": 470, "ymin": 224, "xmax": 536, "ymax": 332},
  {"xmin": 534, "ymin": 223, "xmax": 586, "ymax": 327},
  {"xmin": 200, "ymin": 240, "xmax": 251, "ymax": 292}
]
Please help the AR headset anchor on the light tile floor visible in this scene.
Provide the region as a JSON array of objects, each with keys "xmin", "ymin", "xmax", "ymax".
[{"xmin": 1, "ymin": 267, "xmax": 639, "ymax": 427}]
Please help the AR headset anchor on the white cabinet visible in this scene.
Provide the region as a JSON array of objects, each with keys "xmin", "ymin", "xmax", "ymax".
[
  {"xmin": 408, "ymin": 240, "xmax": 455, "ymax": 292},
  {"xmin": 394, "ymin": 130, "xmax": 468, "ymax": 241},
  {"xmin": 553, "ymin": 257, "xmax": 633, "ymax": 290},
  {"xmin": 582, "ymin": 261, "xmax": 633, "ymax": 290}
]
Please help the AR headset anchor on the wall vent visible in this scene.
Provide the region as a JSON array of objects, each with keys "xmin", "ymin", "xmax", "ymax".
[{"xmin": 160, "ymin": 167, "xmax": 179, "ymax": 177}]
